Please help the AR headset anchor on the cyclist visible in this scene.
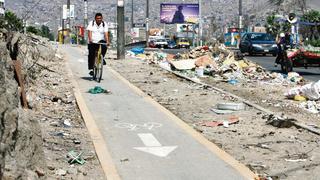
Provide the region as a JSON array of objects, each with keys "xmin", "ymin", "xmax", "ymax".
[{"xmin": 87, "ymin": 13, "xmax": 110, "ymax": 76}]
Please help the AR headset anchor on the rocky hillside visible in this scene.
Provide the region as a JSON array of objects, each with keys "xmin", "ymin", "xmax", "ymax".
[
  {"xmin": 0, "ymin": 30, "xmax": 47, "ymax": 179},
  {"xmin": 5, "ymin": 0, "xmax": 319, "ymax": 38}
]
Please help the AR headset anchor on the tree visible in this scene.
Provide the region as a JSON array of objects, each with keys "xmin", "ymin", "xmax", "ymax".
[
  {"xmin": 26, "ymin": 26, "xmax": 41, "ymax": 35},
  {"xmin": 265, "ymin": 14, "xmax": 290, "ymax": 37},
  {"xmin": 300, "ymin": 10, "xmax": 320, "ymax": 40},
  {"xmin": 0, "ymin": 11, "xmax": 23, "ymax": 31}
]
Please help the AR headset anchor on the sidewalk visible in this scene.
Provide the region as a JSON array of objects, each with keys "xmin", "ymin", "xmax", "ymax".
[{"xmin": 62, "ymin": 45, "xmax": 256, "ymax": 180}]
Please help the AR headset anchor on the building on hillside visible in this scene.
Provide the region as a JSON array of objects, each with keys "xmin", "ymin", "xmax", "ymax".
[{"xmin": 0, "ymin": 0, "xmax": 4, "ymax": 16}]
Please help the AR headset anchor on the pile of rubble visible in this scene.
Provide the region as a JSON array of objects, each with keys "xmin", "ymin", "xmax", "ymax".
[{"xmin": 127, "ymin": 44, "xmax": 320, "ymax": 114}]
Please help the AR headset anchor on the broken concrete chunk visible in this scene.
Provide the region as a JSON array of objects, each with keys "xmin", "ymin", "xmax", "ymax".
[{"xmin": 216, "ymin": 102, "xmax": 245, "ymax": 111}]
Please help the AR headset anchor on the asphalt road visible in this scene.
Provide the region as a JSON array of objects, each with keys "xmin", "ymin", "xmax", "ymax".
[{"xmin": 245, "ymin": 55, "xmax": 320, "ymax": 82}]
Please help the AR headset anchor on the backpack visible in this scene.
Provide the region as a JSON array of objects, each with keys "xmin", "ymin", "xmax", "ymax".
[{"xmin": 92, "ymin": 20, "xmax": 105, "ymax": 27}]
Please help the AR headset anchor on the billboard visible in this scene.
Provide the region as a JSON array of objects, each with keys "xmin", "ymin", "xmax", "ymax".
[
  {"xmin": 160, "ymin": 3, "xmax": 199, "ymax": 24},
  {"xmin": 177, "ymin": 24, "xmax": 194, "ymax": 32},
  {"xmin": 63, "ymin": 5, "xmax": 75, "ymax": 19}
]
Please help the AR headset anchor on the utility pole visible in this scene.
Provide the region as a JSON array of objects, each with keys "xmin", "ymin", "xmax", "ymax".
[
  {"xmin": 146, "ymin": 0, "xmax": 149, "ymax": 47},
  {"xmin": 239, "ymin": 0, "xmax": 243, "ymax": 31},
  {"xmin": 198, "ymin": 0, "xmax": 202, "ymax": 46},
  {"xmin": 117, "ymin": 0, "xmax": 125, "ymax": 59},
  {"xmin": 64, "ymin": 0, "xmax": 70, "ymax": 44},
  {"xmin": 84, "ymin": 0, "xmax": 88, "ymax": 43},
  {"xmin": 131, "ymin": 0, "xmax": 134, "ymax": 28},
  {"xmin": 67, "ymin": 0, "xmax": 70, "ymax": 29}
]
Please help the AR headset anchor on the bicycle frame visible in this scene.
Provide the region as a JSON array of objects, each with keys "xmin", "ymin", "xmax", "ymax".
[{"xmin": 93, "ymin": 44, "xmax": 104, "ymax": 82}]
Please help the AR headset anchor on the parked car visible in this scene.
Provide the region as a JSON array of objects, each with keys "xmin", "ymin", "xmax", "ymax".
[
  {"xmin": 148, "ymin": 40, "xmax": 156, "ymax": 48},
  {"xmin": 154, "ymin": 39, "xmax": 168, "ymax": 48},
  {"xmin": 178, "ymin": 38, "xmax": 190, "ymax": 49},
  {"xmin": 239, "ymin": 33, "xmax": 277, "ymax": 56},
  {"xmin": 167, "ymin": 40, "xmax": 177, "ymax": 49}
]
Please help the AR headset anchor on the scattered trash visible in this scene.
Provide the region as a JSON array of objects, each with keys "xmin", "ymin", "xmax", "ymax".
[
  {"xmin": 264, "ymin": 114, "xmax": 296, "ymax": 128},
  {"xmin": 130, "ymin": 47, "xmax": 144, "ymax": 55},
  {"xmin": 299, "ymin": 101, "xmax": 320, "ymax": 114},
  {"xmin": 159, "ymin": 61, "xmax": 172, "ymax": 71},
  {"xmin": 195, "ymin": 66, "xmax": 204, "ymax": 77},
  {"xmin": 210, "ymin": 108, "xmax": 235, "ymax": 114},
  {"xmin": 120, "ymin": 158, "xmax": 129, "ymax": 162},
  {"xmin": 294, "ymin": 95, "xmax": 306, "ymax": 101},
  {"xmin": 228, "ymin": 79, "xmax": 239, "ymax": 85},
  {"xmin": 63, "ymin": 119, "xmax": 71, "ymax": 127},
  {"xmin": 216, "ymin": 102, "xmax": 245, "ymax": 111},
  {"xmin": 67, "ymin": 150, "xmax": 86, "ymax": 165},
  {"xmin": 285, "ymin": 159, "xmax": 307, "ymax": 162},
  {"xmin": 88, "ymin": 86, "xmax": 111, "ymax": 94},
  {"xmin": 73, "ymin": 139, "xmax": 81, "ymax": 144},
  {"xmin": 285, "ymin": 80, "xmax": 320, "ymax": 101},
  {"xmin": 170, "ymin": 59, "xmax": 196, "ymax": 70},
  {"xmin": 200, "ymin": 116, "xmax": 240, "ymax": 127},
  {"xmin": 287, "ymin": 72, "xmax": 303, "ymax": 83}
]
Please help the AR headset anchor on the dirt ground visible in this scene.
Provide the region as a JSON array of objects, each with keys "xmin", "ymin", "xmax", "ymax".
[
  {"xmin": 108, "ymin": 52, "xmax": 320, "ymax": 180},
  {"xmin": 29, "ymin": 49, "xmax": 105, "ymax": 179}
]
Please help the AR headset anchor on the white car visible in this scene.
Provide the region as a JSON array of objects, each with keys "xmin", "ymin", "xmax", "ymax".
[{"xmin": 154, "ymin": 39, "xmax": 168, "ymax": 48}]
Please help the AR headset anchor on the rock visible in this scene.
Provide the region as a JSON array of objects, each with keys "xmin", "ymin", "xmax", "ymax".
[
  {"xmin": 55, "ymin": 169, "xmax": 67, "ymax": 176},
  {"xmin": 67, "ymin": 167, "xmax": 78, "ymax": 175},
  {"xmin": 35, "ymin": 167, "xmax": 45, "ymax": 177},
  {"xmin": 26, "ymin": 170, "xmax": 38, "ymax": 180},
  {"xmin": 47, "ymin": 165, "xmax": 55, "ymax": 171}
]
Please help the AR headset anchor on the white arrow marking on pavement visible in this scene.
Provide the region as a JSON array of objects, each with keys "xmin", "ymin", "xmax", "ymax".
[
  {"xmin": 78, "ymin": 58, "xmax": 85, "ymax": 63},
  {"xmin": 134, "ymin": 133, "xmax": 177, "ymax": 157}
]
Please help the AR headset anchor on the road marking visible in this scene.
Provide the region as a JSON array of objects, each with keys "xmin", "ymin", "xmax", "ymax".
[
  {"xmin": 134, "ymin": 133, "xmax": 177, "ymax": 157},
  {"xmin": 78, "ymin": 58, "xmax": 85, "ymax": 63},
  {"xmin": 115, "ymin": 122, "xmax": 162, "ymax": 131}
]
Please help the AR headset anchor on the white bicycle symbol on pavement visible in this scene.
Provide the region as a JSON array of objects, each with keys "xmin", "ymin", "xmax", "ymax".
[{"xmin": 115, "ymin": 122, "xmax": 162, "ymax": 131}]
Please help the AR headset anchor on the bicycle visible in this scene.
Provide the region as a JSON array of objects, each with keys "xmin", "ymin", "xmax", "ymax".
[{"xmin": 93, "ymin": 42, "xmax": 108, "ymax": 82}]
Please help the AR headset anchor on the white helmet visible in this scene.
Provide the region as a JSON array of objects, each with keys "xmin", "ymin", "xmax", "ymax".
[{"xmin": 280, "ymin": 33, "xmax": 285, "ymax": 37}]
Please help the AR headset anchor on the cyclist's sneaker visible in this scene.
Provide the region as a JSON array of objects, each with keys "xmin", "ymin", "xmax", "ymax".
[
  {"xmin": 103, "ymin": 59, "xmax": 106, "ymax": 65},
  {"xmin": 89, "ymin": 70, "xmax": 94, "ymax": 76}
]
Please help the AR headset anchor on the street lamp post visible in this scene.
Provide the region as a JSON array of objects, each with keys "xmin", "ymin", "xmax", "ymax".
[
  {"xmin": 131, "ymin": 0, "xmax": 134, "ymax": 28},
  {"xmin": 239, "ymin": 0, "xmax": 243, "ymax": 31},
  {"xmin": 146, "ymin": 0, "xmax": 149, "ymax": 47},
  {"xmin": 84, "ymin": 0, "xmax": 88, "ymax": 43},
  {"xmin": 198, "ymin": 0, "xmax": 202, "ymax": 46}
]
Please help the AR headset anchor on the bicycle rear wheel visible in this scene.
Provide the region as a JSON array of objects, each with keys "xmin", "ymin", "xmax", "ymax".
[
  {"xmin": 93, "ymin": 47, "xmax": 103, "ymax": 82},
  {"xmin": 97, "ymin": 54, "xmax": 103, "ymax": 82},
  {"xmin": 93, "ymin": 53, "xmax": 99, "ymax": 80}
]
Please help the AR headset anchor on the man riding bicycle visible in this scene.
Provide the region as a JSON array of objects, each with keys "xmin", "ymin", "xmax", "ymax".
[{"xmin": 87, "ymin": 13, "xmax": 110, "ymax": 76}]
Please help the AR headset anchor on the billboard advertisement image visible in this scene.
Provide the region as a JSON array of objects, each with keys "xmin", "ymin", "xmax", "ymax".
[{"xmin": 160, "ymin": 3, "xmax": 199, "ymax": 24}]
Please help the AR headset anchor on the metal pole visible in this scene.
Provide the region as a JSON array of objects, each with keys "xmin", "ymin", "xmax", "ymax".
[
  {"xmin": 239, "ymin": 0, "xmax": 243, "ymax": 31},
  {"xmin": 117, "ymin": 0, "xmax": 125, "ymax": 59},
  {"xmin": 84, "ymin": 0, "xmax": 88, "ymax": 43},
  {"xmin": 146, "ymin": 0, "xmax": 149, "ymax": 47},
  {"xmin": 67, "ymin": 0, "xmax": 70, "ymax": 29},
  {"xmin": 199, "ymin": 0, "xmax": 202, "ymax": 46},
  {"xmin": 62, "ymin": 19, "xmax": 65, "ymax": 44},
  {"xmin": 131, "ymin": 0, "xmax": 134, "ymax": 28}
]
